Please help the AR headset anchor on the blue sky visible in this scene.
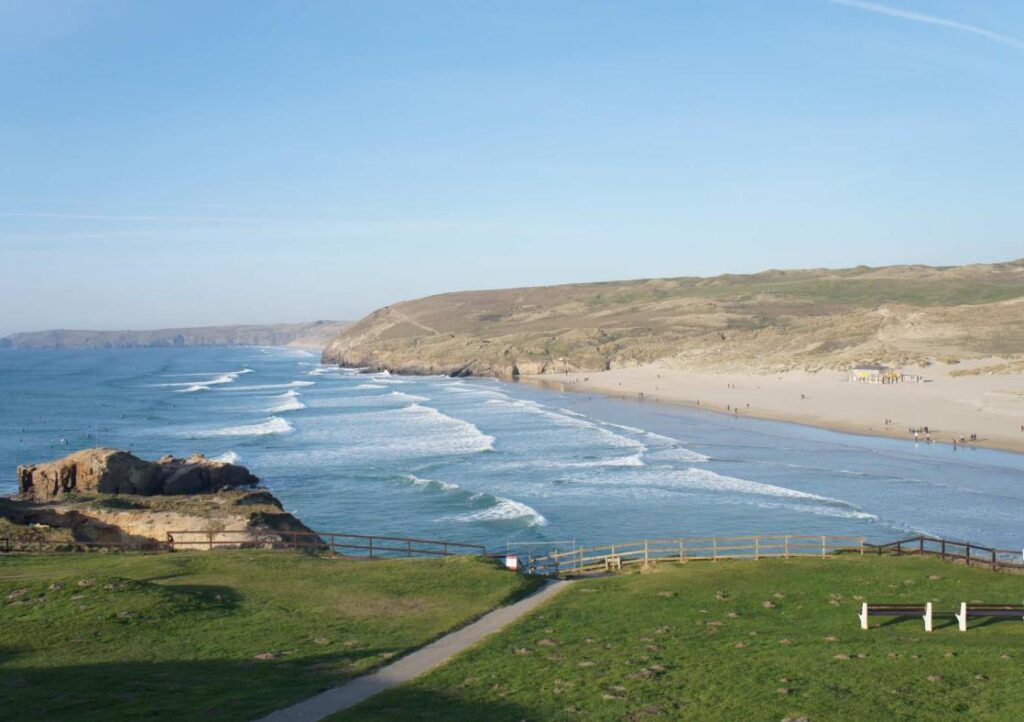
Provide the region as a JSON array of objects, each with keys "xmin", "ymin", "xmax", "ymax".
[{"xmin": 1, "ymin": 0, "xmax": 1022, "ymax": 333}]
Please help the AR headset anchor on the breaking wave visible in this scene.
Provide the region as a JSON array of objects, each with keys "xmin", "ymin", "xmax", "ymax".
[
  {"xmin": 224, "ymin": 380, "xmax": 316, "ymax": 391},
  {"xmin": 403, "ymin": 475, "xmax": 546, "ymax": 527},
  {"xmin": 268, "ymin": 390, "xmax": 306, "ymax": 413},
  {"xmin": 191, "ymin": 416, "xmax": 294, "ymax": 437},
  {"xmin": 212, "ymin": 451, "xmax": 241, "ymax": 464},
  {"xmin": 155, "ymin": 368, "xmax": 254, "ymax": 392}
]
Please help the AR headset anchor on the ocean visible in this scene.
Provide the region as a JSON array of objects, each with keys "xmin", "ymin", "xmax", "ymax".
[{"xmin": 2, "ymin": 346, "xmax": 1023, "ymax": 552}]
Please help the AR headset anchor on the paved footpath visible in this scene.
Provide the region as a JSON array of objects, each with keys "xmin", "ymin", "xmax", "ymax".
[{"xmin": 256, "ymin": 579, "xmax": 573, "ymax": 722}]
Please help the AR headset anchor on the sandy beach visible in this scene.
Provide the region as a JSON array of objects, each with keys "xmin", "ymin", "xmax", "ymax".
[{"xmin": 527, "ymin": 359, "xmax": 1024, "ymax": 455}]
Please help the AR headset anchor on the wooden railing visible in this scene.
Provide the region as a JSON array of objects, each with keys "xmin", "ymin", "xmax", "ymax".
[
  {"xmin": 164, "ymin": 529, "xmax": 486, "ymax": 557},
  {"xmin": 524, "ymin": 535, "xmax": 866, "ymax": 576},
  {"xmin": 863, "ymin": 536, "xmax": 1024, "ymax": 572}
]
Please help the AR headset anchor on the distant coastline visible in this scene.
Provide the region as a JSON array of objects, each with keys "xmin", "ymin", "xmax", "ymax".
[{"xmin": 2, "ymin": 320, "xmax": 349, "ymax": 351}]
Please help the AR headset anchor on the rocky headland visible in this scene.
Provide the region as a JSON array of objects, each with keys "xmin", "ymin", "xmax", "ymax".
[{"xmin": 3, "ymin": 449, "xmax": 322, "ymax": 551}]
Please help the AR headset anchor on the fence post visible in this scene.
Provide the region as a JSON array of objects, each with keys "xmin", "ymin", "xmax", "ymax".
[
  {"xmin": 941, "ymin": 539, "xmax": 946, "ymax": 561},
  {"xmin": 897, "ymin": 541, "xmax": 902, "ymax": 555},
  {"xmin": 644, "ymin": 540, "xmax": 649, "ymax": 566},
  {"xmin": 754, "ymin": 537, "xmax": 760, "ymax": 560},
  {"xmin": 966, "ymin": 543, "xmax": 971, "ymax": 566},
  {"xmin": 991, "ymin": 549, "xmax": 997, "ymax": 572},
  {"xmin": 678, "ymin": 539, "xmax": 684, "ymax": 563},
  {"xmin": 407, "ymin": 539, "xmax": 412, "ymax": 557},
  {"xmin": 713, "ymin": 538, "xmax": 718, "ymax": 561},
  {"xmin": 919, "ymin": 537, "xmax": 924, "ymax": 555},
  {"xmin": 443, "ymin": 542, "xmax": 448, "ymax": 556},
  {"xmin": 369, "ymin": 537, "xmax": 374, "ymax": 558},
  {"xmin": 784, "ymin": 535, "xmax": 790, "ymax": 559},
  {"xmin": 821, "ymin": 536, "xmax": 826, "ymax": 559}
]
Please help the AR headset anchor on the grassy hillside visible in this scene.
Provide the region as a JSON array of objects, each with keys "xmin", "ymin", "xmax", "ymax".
[
  {"xmin": 335, "ymin": 556, "xmax": 1024, "ymax": 722},
  {"xmin": 0, "ymin": 551, "xmax": 537, "ymax": 721},
  {"xmin": 321, "ymin": 260, "xmax": 1024, "ymax": 377}
]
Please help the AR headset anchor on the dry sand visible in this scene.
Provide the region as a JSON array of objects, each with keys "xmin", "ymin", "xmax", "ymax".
[{"xmin": 526, "ymin": 359, "xmax": 1024, "ymax": 455}]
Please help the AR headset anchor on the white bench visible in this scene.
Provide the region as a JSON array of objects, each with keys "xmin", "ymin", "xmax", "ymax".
[
  {"xmin": 859, "ymin": 602, "xmax": 933, "ymax": 632},
  {"xmin": 954, "ymin": 602, "xmax": 1024, "ymax": 632}
]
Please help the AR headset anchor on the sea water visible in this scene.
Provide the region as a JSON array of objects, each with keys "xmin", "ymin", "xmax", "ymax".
[{"xmin": 2, "ymin": 346, "xmax": 1023, "ymax": 552}]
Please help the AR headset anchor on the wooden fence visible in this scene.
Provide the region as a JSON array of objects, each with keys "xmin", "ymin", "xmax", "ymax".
[
  {"xmin": 863, "ymin": 535, "xmax": 1024, "ymax": 572},
  {"xmin": 524, "ymin": 535, "xmax": 866, "ymax": 576},
  {"xmin": 164, "ymin": 529, "xmax": 485, "ymax": 557}
]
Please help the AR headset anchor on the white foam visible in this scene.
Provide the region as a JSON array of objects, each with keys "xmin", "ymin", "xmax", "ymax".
[
  {"xmin": 643, "ymin": 447, "xmax": 711, "ymax": 463},
  {"xmin": 212, "ymin": 451, "xmax": 241, "ymax": 464},
  {"xmin": 405, "ymin": 474, "xmax": 460, "ymax": 492},
  {"xmin": 449, "ymin": 496, "xmax": 548, "ymax": 527},
  {"xmin": 354, "ymin": 383, "xmax": 386, "ymax": 390},
  {"xmin": 157, "ymin": 369, "xmax": 252, "ymax": 392},
  {"xmin": 192, "ymin": 416, "xmax": 294, "ymax": 437},
  {"xmin": 562, "ymin": 454, "xmax": 645, "ymax": 468},
  {"xmin": 294, "ymin": 402, "xmax": 495, "ymax": 459},
  {"xmin": 400, "ymin": 404, "xmax": 495, "ymax": 451},
  {"xmin": 268, "ymin": 391, "xmax": 306, "ymax": 413},
  {"xmin": 654, "ymin": 467, "xmax": 835, "ymax": 500},
  {"xmin": 482, "ymin": 396, "xmax": 645, "ymax": 451},
  {"xmin": 225, "ymin": 380, "xmax": 315, "ymax": 391},
  {"xmin": 390, "ymin": 391, "xmax": 429, "ymax": 403}
]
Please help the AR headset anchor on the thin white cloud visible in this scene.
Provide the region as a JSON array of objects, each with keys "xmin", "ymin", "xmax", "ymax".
[{"xmin": 827, "ymin": 0, "xmax": 1024, "ymax": 51}]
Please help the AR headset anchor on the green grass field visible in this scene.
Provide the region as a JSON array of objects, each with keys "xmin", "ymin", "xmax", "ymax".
[
  {"xmin": 334, "ymin": 556, "xmax": 1024, "ymax": 722},
  {"xmin": 0, "ymin": 551, "xmax": 538, "ymax": 721}
]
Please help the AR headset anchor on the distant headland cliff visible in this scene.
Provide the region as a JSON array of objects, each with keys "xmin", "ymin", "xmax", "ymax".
[
  {"xmin": 2, "ymin": 320, "xmax": 349, "ymax": 351},
  {"xmin": 321, "ymin": 260, "xmax": 1024, "ymax": 378}
]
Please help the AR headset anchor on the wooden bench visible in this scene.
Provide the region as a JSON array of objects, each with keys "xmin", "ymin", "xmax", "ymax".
[
  {"xmin": 859, "ymin": 602, "xmax": 934, "ymax": 631},
  {"xmin": 604, "ymin": 555, "xmax": 622, "ymax": 571},
  {"xmin": 954, "ymin": 603, "xmax": 1024, "ymax": 632}
]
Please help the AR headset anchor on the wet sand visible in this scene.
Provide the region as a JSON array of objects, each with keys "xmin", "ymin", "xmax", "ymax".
[{"xmin": 526, "ymin": 359, "xmax": 1024, "ymax": 455}]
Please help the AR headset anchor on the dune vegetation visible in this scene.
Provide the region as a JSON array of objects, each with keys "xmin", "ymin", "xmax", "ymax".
[{"xmin": 322, "ymin": 260, "xmax": 1024, "ymax": 378}]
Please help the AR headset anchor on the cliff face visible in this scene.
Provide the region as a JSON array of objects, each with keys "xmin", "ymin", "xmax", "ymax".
[
  {"xmin": 2, "ymin": 320, "xmax": 349, "ymax": 350},
  {"xmin": 4, "ymin": 449, "xmax": 323, "ymax": 550},
  {"xmin": 17, "ymin": 449, "xmax": 259, "ymax": 501},
  {"xmin": 0, "ymin": 490, "xmax": 322, "ymax": 551},
  {"xmin": 321, "ymin": 260, "xmax": 1024, "ymax": 377}
]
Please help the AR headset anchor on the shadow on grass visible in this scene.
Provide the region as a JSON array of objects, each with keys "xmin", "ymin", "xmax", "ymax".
[
  {"xmin": 162, "ymin": 582, "xmax": 243, "ymax": 610},
  {"xmin": 4, "ymin": 651, "xmax": 441, "ymax": 722},
  {"xmin": 330, "ymin": 688, "xmax": 535, "ymax": 722}
]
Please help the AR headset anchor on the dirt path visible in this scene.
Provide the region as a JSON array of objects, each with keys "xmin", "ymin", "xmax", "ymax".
[{"xmin": 256, "ymin": 579, "xmax": 573, "ymax": 722}]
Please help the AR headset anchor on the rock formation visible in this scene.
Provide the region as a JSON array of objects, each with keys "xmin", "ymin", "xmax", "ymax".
[
  {"xmin": 17, "ymin": 448, "xmax": 260, "ymax": 502},
  {"xmin": 5, "ymin": 449, "xmax": 324, "ymax": 551}
]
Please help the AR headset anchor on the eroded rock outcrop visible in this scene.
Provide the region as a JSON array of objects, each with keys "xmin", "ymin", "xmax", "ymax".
[
  {"xmin": 17, "ymin": 449, "xmax": 259, "ymax": 501},
  {"xmin": 5, "ymin": 449, "xmax": 324, "ymax": 551},
  {"xmin": 0, "ymin": 490, "xmax": 325, "ymax": 551}
]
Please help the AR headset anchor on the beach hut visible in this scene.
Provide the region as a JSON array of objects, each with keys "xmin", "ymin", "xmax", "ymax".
[{"xmin": 848, "ymin": 364, "xmax": 891, "ymax": 384}]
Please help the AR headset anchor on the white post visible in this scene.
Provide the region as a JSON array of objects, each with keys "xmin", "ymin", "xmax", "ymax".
[
  {"xmin": 859, "ymin": 602, "xmax": 869, "ymax": 630},
  {"xmin": 923, "ymin": 602, "xmax": 933, "ymax": 632},
  {"xmin": 956, "ymin": 602, "xmax": 967, "ymax": 632}
]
